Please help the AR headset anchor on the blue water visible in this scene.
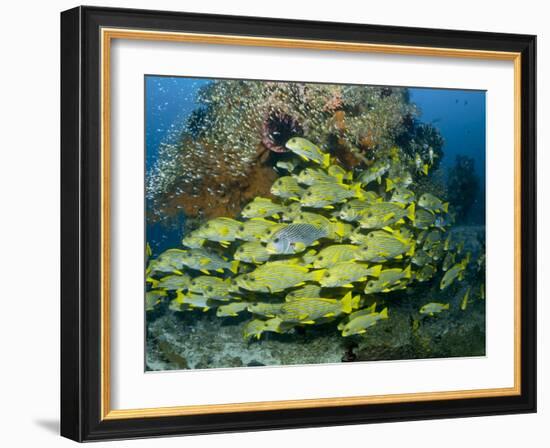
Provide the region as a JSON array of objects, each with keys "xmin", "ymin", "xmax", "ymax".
[
  {"xmin": 145, "ymin": 76, "xmax": 210, "ymax": 171},
  {"xmin": 409, "ymin": 88, "xmax": 486, "ymax": 181}
]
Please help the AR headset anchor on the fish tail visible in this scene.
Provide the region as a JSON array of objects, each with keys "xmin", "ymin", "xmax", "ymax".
[
  {"xmin": 404, "ymin": 264, "xmax": 412, "ymax": 279},
  {"xmin": 229, "ymin": 260, "xmax": 240, "ymax": 274},
  {"xmin": 322, "ymin": 153, "xmax": 331, "ymax": 168},
  {"xmin": 407, "ymin": 241, "xmax": 416, "ymax": 257},
  {"xmin": 406, "ymin": 202, "xmax": 415, "ymax": 221},
  {"xmin": 353, "ymin": 183, "xmax": 365, "ymax": 200},
  {"xmin": 308, "ymin": 269, "xmax": 327, "ymax": 282},
  {"xmin": 444, "ymin": 303, "xmax": 450, "ymax": 310},
  {"xmin": 423, "ymin": 164, "xmax": 429, "ymax": 175},
  {"xmin": 443, "ymin": 202, "xmax": 449, "ymax": 213},
  {"xmin": 379, "ymin": 307, "xmax": 389, "ymax": 319},
  {"xmin": 386, "ymin": 178, "xmax": 394, "ymax": 192},
  {"xmin": 340, "ymin": 291, "xmax": 354, "ymax": 314}
]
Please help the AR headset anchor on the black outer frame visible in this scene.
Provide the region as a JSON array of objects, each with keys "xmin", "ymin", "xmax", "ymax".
[{"xmin": 60, "ymin": 6, "xmax": 537, "ymax": 442}]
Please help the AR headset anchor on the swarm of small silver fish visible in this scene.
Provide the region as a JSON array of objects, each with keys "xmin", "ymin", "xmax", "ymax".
[{"xmin": 146, "ymin": 138, "xmax": 482, "ymax": 341}]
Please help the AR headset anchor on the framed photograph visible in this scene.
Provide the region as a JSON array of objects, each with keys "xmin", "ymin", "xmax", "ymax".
[{"xmin": 60, "ymin": 6, "xmax": 536, "ymax": 441}]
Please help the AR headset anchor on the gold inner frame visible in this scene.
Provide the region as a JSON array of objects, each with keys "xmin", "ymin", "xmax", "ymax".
[{"xmin": 100, "ymin": 28, "xmax": 522, "ymax": 420}]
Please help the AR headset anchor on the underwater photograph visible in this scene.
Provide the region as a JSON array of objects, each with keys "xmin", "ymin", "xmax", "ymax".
[{"xmin": 144, "ymin": 76, "xmax": 486, "ymax": 371}]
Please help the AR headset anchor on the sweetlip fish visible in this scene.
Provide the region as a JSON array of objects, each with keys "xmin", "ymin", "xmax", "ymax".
[
  {"xmin": 285, "ymin": 137, "xmax": 331, "ymax": 167},
  {"xmin": 319, "ymin": 262, "xmax": 382, "ymax": 288},
  {"xmin": 194, "ymin": 217, "xmax": 241, "ymax": 247},
  {"xmin": 270, "ymin": 176, "xmax": 304, "ymax": 200},
  {"xmin": 265, "ymin": 223, "xmax": 327, "ymax": 255},
  {"xmin": 234, "ymin": 262, "xmax": 325, "ymax": 293},
  {"xmin": 233, "ymin": 241, "xmax": 271, "ymax": 264},
  {"xmin": 418, "ymin": 193, "xmax": 449, "ymax": 213},
  {"xmin": 241, "ymin": 197, "xmax": 286, "ymax": 219},
  {"xmin": 174, "ymin": 248, "xmax": 239, "ymax": 275},
  {"xmin": 235, "ymin": 218, "xmax": 279, "ymax": 242},
  {"xmin": 358, "ymin": 202, "xmax": 415, "ymax": 230},
  {"xmin": 341, "ymin": 307, "xmax": 389, "ymax": 336},
  {"xmin": 300, "ymin": 182, "xmax": 365, "ymax": 208},
  {"xmin": 420, "ymin": 302, "xmax": 450, "ymax": 316},
  {"xmin": 311, "ymin": 244, "xmax": 362, "ymax": 269},
  {"xmin": 277, "ymin": 292, "xmax": 359, "ymax": 324}
]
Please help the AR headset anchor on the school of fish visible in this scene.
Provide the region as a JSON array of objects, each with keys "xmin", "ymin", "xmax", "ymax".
[{"xmin": 146, "ymin": 138, "xmax": 483, "ymax": 341}]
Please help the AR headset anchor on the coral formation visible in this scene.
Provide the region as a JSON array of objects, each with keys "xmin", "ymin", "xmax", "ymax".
[{"xmin": 146, "ymin": 80, "xmax": 440, "ymax": 226}]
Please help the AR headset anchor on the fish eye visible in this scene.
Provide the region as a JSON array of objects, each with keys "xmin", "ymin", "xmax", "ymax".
[
  {"xmin": 367, "ymin": 212, "xmax": 373, "ymax": 217},
  {"xmin": 318, "ymin": 256, "xmax": 324, "ymax": 260},
  {"xmin": 324, "ymin": 271, "xmax": 330, "ymax": 277},
  {"xmin": 307, "ymin": 192, "xmax": 312, "ymax": 196},
  {"xmin": 239, "ymin": 226, "xmax": 244, "ymax": 231},
  {"xmin": 207, "ymin": 286, "xmax": 213, "ymax": 292},
  {"xmin": 191, "ymin": 281, "xmax": 196, "ymax": 286},
  {"xmin": 274, "ymin": 238, "xmax": 280, "ymax": 243},
  {"xmin": 245, "ymin": 206, "xmax": 250, "ymax": 211},
  {"xmin": 243, "ymin": 275, "xmax": 249, "ymax": 280}
]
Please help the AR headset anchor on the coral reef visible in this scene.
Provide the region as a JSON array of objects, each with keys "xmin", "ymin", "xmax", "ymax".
[{"xmin": 146, "ymin": 80, "xmax": 440, "ymax": 226}]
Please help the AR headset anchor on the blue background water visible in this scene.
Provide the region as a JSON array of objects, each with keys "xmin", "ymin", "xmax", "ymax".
[
  {"xmin": 409, "ymin": 88, "xmax": 486, "ymax": 181},
  {"xmin": 145, "ymin": 77, "xmax": 486, "ymax": 253}
]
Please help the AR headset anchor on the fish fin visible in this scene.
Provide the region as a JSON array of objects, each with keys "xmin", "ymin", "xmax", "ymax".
[
  {"xmin": 323, "ymin": 153, "xmax": 331, "ymax": 168},
  {"xmin": 423, "ymin": 164, "xmax": 429, "ymax": 175},
  {"xmin": 376, "ymin": 176, "xmax": 381, "ymax": 184},
  {"xmin": 324, "ymin": 312, "xmax": 336, "ymax": 318},
  {"xmin": 175, "ymin": 290, "xmax": 185, "ymax": 303},
  {"xmin": 308, "ymin": 269, "xmax": 326, "ymax": 282},
  {"xmin": 334, "ymin": 222, "xmax": 345, "ymax": 237},
  {"xmin": 396, "ymin": 218, "xmax": 405, "ymax": 225},
  {"xmin": 199, "ymin": 258, "xmax": 210, "ymax": 266},
  {"xmin": 220, "ymin": 241, "xmax": 230, "ymax": 248},
  {"xmin": 352, "ymin": 183, "xmax": 365, "ymax": 200},
  {"xmin": 407, "ymin": 241, "xmax": 416, "ymax": 257},
  {"xmin": 340, "ymin": 292, "xmax": 353, "ymax": 314},
  {"xmin": 295, "ymin": 282, "xmax": 306, "ymax": 287},
  {"xmin": 200, "ymin": 269, "xmax": 210, "ymax": 275},
  {"xmin": 203, "ymin": 307, "xmax": 210, "ymax": 312},
  {"xmin": 352, "ymin": 295, "xmax": 361, "ymax": 310},
  {"xmin": 443, "ymin": 202, "xmax": 449, "ymax": 213},
  {"xmin": 272, "ymin": 213, "xmax": 280, "ymax": 219},
  {"xmin": 342, "ymin": 284, "xmax": 354, "ymax": 288},
  {"xmin": 403, "ymin": 265, "xmax": 412, "ymax": 279},
  {"xmin": 323, "ymin": 205, "xmax": 335, "ymax": 210},
  {"xmin": 369, "ymin": 265, "xmax": 382, "ymax": 277},
  {"xmin": 444, "ymin": 303, "xmax": 450, "ymax": 310},
  {"xmin": 383, "ymin": 212, "xmax": 396, "ymax": 222},
  {"xmin": 379, "ymin": 307, "xmax": 389, "ymax": 319},
  {"xmin": 216, "ymin": 268, "xmax": 224, "ymax": 273},
  {"xmin": 386, "ymin": 178, "xmax": 394, "ymax": 192},
  {"xmin": 302, "ymin": 320, "xmax": 316, "ymax": 325},
  {"xmin": 406, "ymin": 203, "xmax": 416, "ymax": 221},
  {"xmin": 146, "ymin": 277, "xmax": 159, "ymax": 288},
  {"xmin": 394, "ymin": 254, "xmax": 403, "ymax": 259},
  {"xmin": 382, "ymin": 226, "xmax": 394, "ymax": 233},
  {"xmin": 299, "ymin": 154, "xmax": 309, "ymax": 161},
  {"xmin": 229, "ymin": 260, "xmax": 240, "ymax": 274}
]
